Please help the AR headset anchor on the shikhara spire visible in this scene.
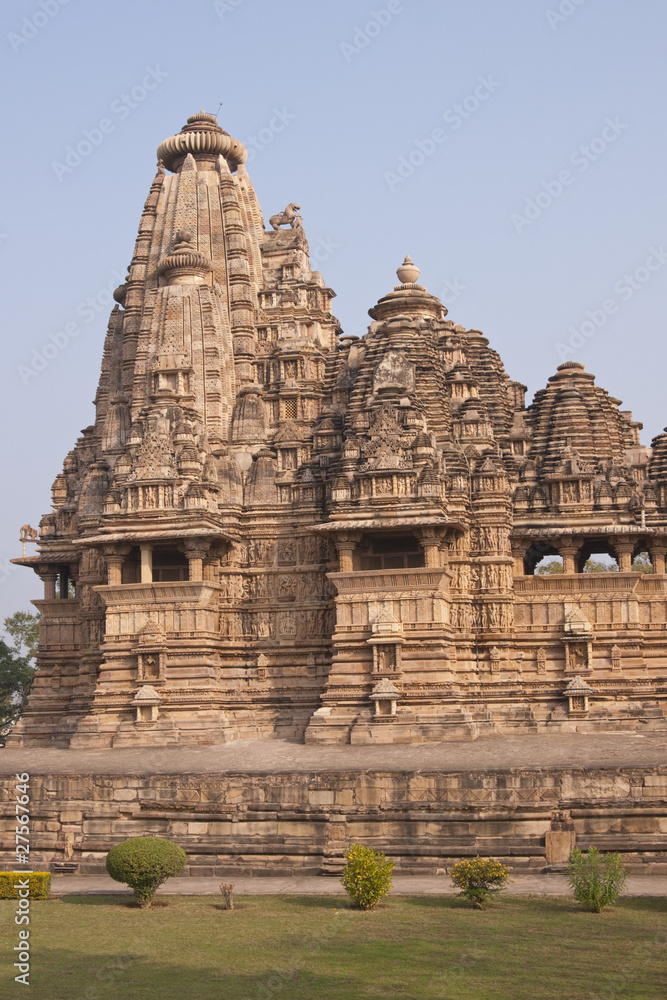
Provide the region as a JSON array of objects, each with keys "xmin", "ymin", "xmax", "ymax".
[{"xmin": 10, "ymin": 111, "xmax": 667, "ymax": 749}]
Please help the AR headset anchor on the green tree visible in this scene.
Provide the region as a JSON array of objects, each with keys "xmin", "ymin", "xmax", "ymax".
[
  {"xmin": 0, "ymin": 612, "xmax": 40, "ymax": 731},
  {"xmin": 582, "ymin": 559, "xmax": 619, "ymax": 573},
  {"xmin": 535, "ymin": 559, "xmax": 564, "ymax": 575},
  {"xmin": 631, "ymin": 551, "xmax": 653, "ymax": 574},
  {"xmin": 4, "ymin": 611, "xmax": 40, "ymax": 658}
]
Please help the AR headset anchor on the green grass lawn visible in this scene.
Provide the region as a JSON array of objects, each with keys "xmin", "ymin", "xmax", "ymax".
[{"xmin": 1, "ymin": 894, "xmax": 665, "ymax": 999}]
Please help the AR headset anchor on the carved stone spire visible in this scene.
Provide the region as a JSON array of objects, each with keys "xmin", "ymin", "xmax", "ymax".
[{"xmin": 156, "ymin": 110, "xmax": 247, "ymax": 172}]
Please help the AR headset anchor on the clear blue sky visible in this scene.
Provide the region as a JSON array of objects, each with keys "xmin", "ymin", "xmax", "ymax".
[{"xmin": 1, "ymin": 0, "xmax": 666, "ymax": 622}]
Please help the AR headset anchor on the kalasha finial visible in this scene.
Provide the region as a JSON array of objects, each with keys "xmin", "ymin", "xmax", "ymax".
[{"xmin": 396, "ymin": 255, "xmax": 420, "ymax": 285}]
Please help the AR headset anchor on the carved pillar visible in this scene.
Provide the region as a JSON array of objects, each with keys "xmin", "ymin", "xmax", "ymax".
[
  {"xmin": 183, "ymin": 540, "xmax": 211, "ymax": 582},
  {"xmin": 103, "ymin": 544, "xmax": 131, "ymax": 586},
  {"xmin": 511, "ymin": 542, "xmax": 526, "ymax": 577},
  {"xmin": 419, "ymin": 528, "xmax": 442, "ymax": 568},
  {"xmin": 140, "ymin": 544, "xmax": 153, "ymax": 584},
  {"xmin": 559, "ymin": 543, "xmax": 579, "ymax": 575},
  {"xmin": 651, "ymin": 544, "xmax": 666, "ymax": 575},
  {"xmin": 105, "ymin": 555, "xmax": 125, "ymax": 586},
  {"xmin": 334, "ymin": 532, "xmax": 361, "ymax": 573},
  {"xmin": 614, "ymin": 539, "xmax": 634, "ymax": 573},
  {"xmin": 39, "ymin": 570, "xmax": 58, "ymax": 600}
]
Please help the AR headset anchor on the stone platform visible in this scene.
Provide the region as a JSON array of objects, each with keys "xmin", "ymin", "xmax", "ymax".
[{"xmin": 1, "ymin": 733, "xmax": 666, "ymax": 876}]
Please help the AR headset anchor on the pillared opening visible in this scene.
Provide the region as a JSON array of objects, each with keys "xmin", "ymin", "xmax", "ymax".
[{"xmin": 355, "ymin": 534, "xmax": 425, "ymax": 571}]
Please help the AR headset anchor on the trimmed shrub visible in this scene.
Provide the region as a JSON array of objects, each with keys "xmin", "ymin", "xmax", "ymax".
[
  {"xmin": 341, "ymin": 843, "xmax": 394, "ymax": 910},
  {"xmin": 567, "ymin": 846, "xmax": 628, "ymax": 912},
  {"xmin": 449, "ymin": 857, "xmax": 510, "ymax": 908},
  {"xmin": 0, "ymin": 872, "xmax": 51, "ymax": 899},
  {"xmin": 106, "ymin": 836, "xmax": 186, "ymax": 908}
]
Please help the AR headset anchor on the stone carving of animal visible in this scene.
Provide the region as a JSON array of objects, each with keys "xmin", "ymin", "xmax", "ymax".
[{"xmin": 269, "ymin": 203, "xmax": 302, "ymax": 230}]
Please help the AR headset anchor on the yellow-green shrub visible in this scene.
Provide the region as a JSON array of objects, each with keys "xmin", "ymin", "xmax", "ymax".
[
  {"xmin": 341, "ymin": 843, "xmax": 394, "ymax": 910},
  {"xmin": 0, "ymin": 872, "xmax": 51, "ymax": 899},
  {"xmin": 449, "ymin": 857, "xmax": 510, "ymax": 908}
]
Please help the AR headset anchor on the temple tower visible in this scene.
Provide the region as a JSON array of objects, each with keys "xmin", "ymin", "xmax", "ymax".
[
  {"xmin": 11, "ymin": 115, "xmax": 667, "ymax": 747},
  {"xmin": 12, "ymin": 112, "xmax": 338, "ymax": 747}
]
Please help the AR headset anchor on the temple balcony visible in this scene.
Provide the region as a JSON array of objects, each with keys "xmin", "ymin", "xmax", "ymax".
[
  {"xmin": 514, "ymin": 573, "xmax": 666, "ymax": 594},
  {"xmin": 329, "ymin": 568, "xmax": 449, "ymax": 594},
  {"xmin": 94, "ymin": 581, "xmax": 219, "ymax": 605},
  {"xmin": 94, "ymin": 581, "xmax": 221, "ymax": 643}
]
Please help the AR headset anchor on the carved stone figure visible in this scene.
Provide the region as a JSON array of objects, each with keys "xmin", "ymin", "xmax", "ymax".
[{"xmin": 269, "ymin": 203, "xmax": 302, "ymax": 230}]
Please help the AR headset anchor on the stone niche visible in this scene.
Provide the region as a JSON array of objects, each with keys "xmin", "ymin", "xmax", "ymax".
[
  {"xmin": 564, "ymin": 640, "xmax": 592, "ymax": 672},
  {"xmin": 563, "ymin": 607, "xmax": 592, "ymax": 671},
  {"xmin": 368, "ymin": 610, "xmax": 403, "ymax": 676},
  {"xmin": 133, "ymin": 684, "xmax": 161, "ymax": 724},
  {"xmin": 136, "ymin": 618, "xmax": 167, "ymax": 682},
  {"xmin": 372, "ymin": 350, "xmax": 415, "ymax": 397},
  {"xmin": 564, "ymin": 676, "xmax": 595, "ymax": 717}
]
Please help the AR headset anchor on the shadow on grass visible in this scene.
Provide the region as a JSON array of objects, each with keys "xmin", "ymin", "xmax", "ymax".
[
  {"xmin": 0, "ymin": 948, "xmax": 369, "ymax": 1000},
  {"xmin": 403, "ymin": 893, "xmax": 667, "ymax": 918},
  {"xmin": 276, "ymin": 894, "xmax": 345, "ymax": 910},
  {"xmin": 210, "ymin": 902, "xmax": 252, "ymax": 911},
  {"xmin": 615, "ymin": 896, "xmax": 667, "ymax": 914},
  {"xmin": 401, "ymin": 895, "xmax": 485, "ymax": 910},
  {"xmin": 57, "ymin": 893, "xmax": 134, "ymax": 906}
]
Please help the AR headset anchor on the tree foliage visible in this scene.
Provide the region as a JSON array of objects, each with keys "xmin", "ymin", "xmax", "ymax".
[
  {"xmin": 536, "ymin": 552, "xmax": 653, "ymax": 576},
  {"xmin": 0, "ymin": 611, "xmax": 40, "ymax": 731},
  {"xmin": 631, "ymin": 552, "xmax": 653, "ymax": 574},
  {"xmin": 4, "ymin": 611, "xmax": 40, "ymax": 658},
  {"xmin": 582, "ymin": 559, "xmax": 619, "ymax": 573},
  {"xmin": 535, "ymin": 559, "xmax": 564, "ymax": 575}
]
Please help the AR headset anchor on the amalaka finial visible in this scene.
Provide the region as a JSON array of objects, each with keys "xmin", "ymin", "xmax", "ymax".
[{"xmin": 396, "ymin": 255, "xmax": 420, "ymax": 285}]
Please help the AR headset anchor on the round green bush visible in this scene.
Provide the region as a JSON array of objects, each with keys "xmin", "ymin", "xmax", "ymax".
[{"xmin": 106, "ymin": 836, "xmax": 186, "ymax": 907}]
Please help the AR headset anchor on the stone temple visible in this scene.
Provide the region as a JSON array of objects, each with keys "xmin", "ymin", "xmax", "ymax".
[{"xmin": 12, "ymin": 110, "xmax": 667, "ymax": 750}]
